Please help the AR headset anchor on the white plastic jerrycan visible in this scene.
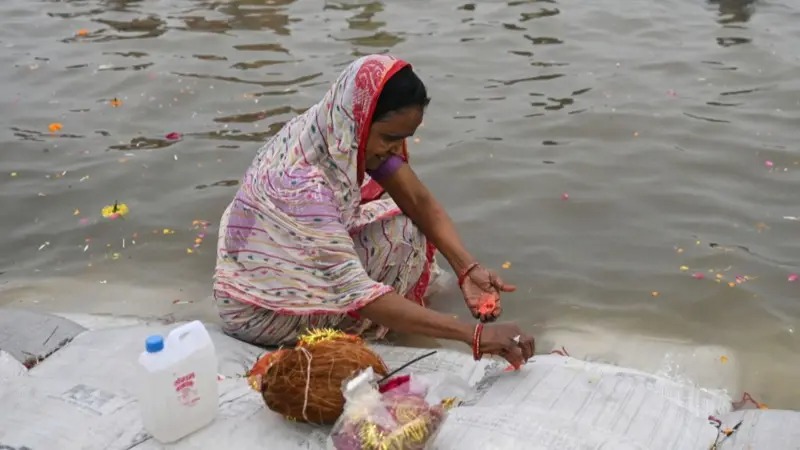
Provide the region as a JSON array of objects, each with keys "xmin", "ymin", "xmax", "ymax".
[{"xmin": 137, "ymin": 320, "xmax": 219, "ymax": 443}]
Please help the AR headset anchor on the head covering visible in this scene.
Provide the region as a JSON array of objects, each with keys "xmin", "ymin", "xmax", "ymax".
[{"xmin": 214, "ymin": 54, "xmax": 415, "ymax": 314}]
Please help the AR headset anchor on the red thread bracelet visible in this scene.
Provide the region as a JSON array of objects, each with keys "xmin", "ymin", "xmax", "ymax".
[
  {"xmin": 458, "ymin": 262, "xmax": 480, "ymax": 288},
  {"xmin": 472, "ymin": 322, "xmax": 484, "ymax": 361}
]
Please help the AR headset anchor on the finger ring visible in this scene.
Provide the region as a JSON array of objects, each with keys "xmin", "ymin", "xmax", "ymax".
[{"xmin": 513, "ymin": 335, "xmax": 520, "ymax": 343}]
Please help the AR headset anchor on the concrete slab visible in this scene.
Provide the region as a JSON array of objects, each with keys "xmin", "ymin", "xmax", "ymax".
[{"xmin": 0, "ymin": 308, "xmax": 85, "ymax": 368}]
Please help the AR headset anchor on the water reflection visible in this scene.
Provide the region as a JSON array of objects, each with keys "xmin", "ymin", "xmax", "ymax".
[
  {"xmin": 520, "ymin": 8, "xmax": 560, "ymax": 21},
  {"xmin": 716, "ymin": 36, "xmax": 751, "ymax": 47},
  {"xmin": 94, "ymin": 16, "xmax": 167, "ymax": 40},
  {"xmin": 684, "ymin": 112, "xmax": 730, "ymax": 123},
  {"xmin": 170, "ymin": 71, "xmax": 321, "ymax": 88},
  {"xmin": 199, "ymin": 0, "xmax": 296, "ymax": 35},
  {"xmin": 325, "ymin": 1, "xmax": 387, "ymax": 31},
  {"xmin": 508, "ymin": 0, "xmax": 557, "ymax": 5},
  {"xmin": 490, "ymin": 73, "xmax": 564, "ymax": 86},
  {"xmin": 336, "ymin": 31, "xmax": 403, "ymax": 48},
  {"xmin": 532, "ymin": 96, "xmax": 573, "ymax": 111},
  {"xmin": 323, "ymin": 1, "xmax": 403, "ymax": 53},
  {"xmin": 201, "ymin": 127, "xmax": 283, "ymax": 142},
  {"xmin": 213, "ymin": 106, "xmax": 304, "ymax": 124},
  {"xmin": 109, "ymin": 136, "xmax": 178, "ymax": 151},
  {"xmin": 97, "ymin": 0, "xmax": 146, "ymax": 13},
  {"xmin": 233, "ymin": 43, "xmax": 289, "ymax": 53},
  {"xmin": 708, "ymin": 0, "xmax": 757, "ymax": 24},
  {"xmin": 195, "ymin": 179, "xmax": 239, "ymax": 190},
  {"xmin": 524, "ymin": 35, "xmax": 563, "ymax": 45},
  {"xmin": 503, "ymin": 23, "xmax": 525, "ymax": 32}
]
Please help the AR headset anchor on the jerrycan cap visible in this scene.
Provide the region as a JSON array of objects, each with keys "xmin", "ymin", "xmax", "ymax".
[{"xmin": 145, "ymin": 335, "xmax": 164, "ymax": 353}]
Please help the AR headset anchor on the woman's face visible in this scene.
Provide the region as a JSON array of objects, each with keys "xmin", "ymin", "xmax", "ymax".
[{"xmin": 364, "ymin": 106, "xmax": 423, "ymax": 170}]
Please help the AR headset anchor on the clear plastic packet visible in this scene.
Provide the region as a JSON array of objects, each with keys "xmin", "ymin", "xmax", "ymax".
[{"xmin": 327, "ymin": 368, "xmax": 471, "ymax": 450}]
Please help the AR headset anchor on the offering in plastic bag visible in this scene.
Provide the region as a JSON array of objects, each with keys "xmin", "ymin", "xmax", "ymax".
[{"xmin": 328, "ymin": 368, "xmax": 470, "ymax": 450}]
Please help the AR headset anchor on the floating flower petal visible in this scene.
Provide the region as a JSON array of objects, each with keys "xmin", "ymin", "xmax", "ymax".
[{"xmin": 101, "ymin": 202, "xmax": 129, "ymax": 219}]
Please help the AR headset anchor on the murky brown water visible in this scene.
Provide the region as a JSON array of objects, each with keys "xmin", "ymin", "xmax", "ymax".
[{"xmin": 1, "ymin": 0, "xmax": 799, "ymax": 408}]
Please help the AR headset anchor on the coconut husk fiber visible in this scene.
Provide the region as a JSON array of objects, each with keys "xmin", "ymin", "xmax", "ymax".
[{"xmin": 248, "ymin": 329, "xmax": 389, "ymax": 425}]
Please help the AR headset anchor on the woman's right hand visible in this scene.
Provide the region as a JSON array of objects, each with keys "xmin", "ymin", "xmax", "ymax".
[{"xmin": 479, "ymin": 323, "xmax": 535, "ymax": 369}]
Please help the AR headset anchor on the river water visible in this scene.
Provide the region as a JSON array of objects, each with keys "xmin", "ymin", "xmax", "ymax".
[{"xmin": 1, "ymin": 0, "xmax": 798, "ymax": 408}]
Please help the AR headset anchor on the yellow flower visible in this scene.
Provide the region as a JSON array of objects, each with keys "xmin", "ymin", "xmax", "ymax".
[
  {"xmin": 101, "ymin": 202, "xmax": 129, "ymax": 219},
  {"xmin": 298, "ymin": 328, "xmax": 359, "ymax": 346}
]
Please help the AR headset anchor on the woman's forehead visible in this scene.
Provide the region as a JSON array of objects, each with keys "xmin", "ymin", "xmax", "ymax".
[{"xmin": 372, "ymin": 107, "xmax": 423, "ymax": 137}]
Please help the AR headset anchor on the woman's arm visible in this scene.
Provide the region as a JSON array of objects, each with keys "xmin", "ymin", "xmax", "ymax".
[
  {"xmin": 359, "ymin": 291, "xmax": 535, "ymax": 367},
  {"xmin": 377, "ymin": 163, "xmax": 475, "ymax": 275},
  {"xmin": 374, "ymin": 157, "xmax": 515, "ymax": 322},
  {"xmin": 360, "ymin": 291, "xmax": 473, "ymax": 343}
]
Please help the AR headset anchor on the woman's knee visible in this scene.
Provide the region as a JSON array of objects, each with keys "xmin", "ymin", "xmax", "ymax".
[
  {"xmin": 358, "ymin": 214, "xmax": 424, "ymax": 252},
  {"xmin": 353, "ymin": 214, "xmax": 428, "ymax": 292}
]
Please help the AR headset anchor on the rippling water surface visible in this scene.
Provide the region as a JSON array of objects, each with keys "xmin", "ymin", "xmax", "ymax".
[{"xmin": 1, "ymin": 0, "xmax": 799, "ymax": 407}]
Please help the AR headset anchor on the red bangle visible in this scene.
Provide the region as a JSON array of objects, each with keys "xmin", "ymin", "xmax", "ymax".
[
  {"xmin": 458, "ymin": 262, "xmax": 480, "ymax": 288},
  {"xmin": 472, "ymin": 323, "xmax": 484, "ymax": 361}
]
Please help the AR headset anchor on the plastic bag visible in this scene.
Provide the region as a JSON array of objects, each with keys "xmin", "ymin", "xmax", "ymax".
[{"xmin": 327, "ymin": 368, "xmax": 471, "ymax": 450}]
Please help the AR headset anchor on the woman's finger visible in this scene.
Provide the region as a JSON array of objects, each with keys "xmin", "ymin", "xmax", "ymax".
[
  {"xmin": 497, "ymin": 277, "xmax": 517, "ymax": 292},
  {"xmin": 519, "ymin": 334, "xmax": 535, "ymax": 360},
  {"xmin": 500, "ymin": 283, "xmax": 517, "ymax": 292},
  {"xmin": 491, "ymin": 305, "xmax": 503, "ymax": 320},
  {"xmin": 490, "ymin": 272, "xmax": 517, "ymax": 292},
  {"xmin": 502, "ymin": 345, "xmax": 524, "ymax": 369}
]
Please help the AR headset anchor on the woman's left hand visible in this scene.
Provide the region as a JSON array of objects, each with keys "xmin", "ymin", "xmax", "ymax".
[{"xmin": 460, "ymin": 265, "xmax": 516, "ymax": 322}]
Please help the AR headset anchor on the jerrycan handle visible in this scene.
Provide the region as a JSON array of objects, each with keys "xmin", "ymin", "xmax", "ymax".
[{"xmin": 165, "ymin": 320, "xmax": 215, "ymax": 355}]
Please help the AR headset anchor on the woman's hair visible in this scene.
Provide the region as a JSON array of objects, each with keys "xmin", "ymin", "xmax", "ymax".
[{"xmin": 372, "ymin": 65, "xmax": 430, "ymax": 122}]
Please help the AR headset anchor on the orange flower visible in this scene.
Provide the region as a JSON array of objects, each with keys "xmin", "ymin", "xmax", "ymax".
[
  {"xmin": 48, "ymin": 122, "xmax": 63, "ymax": 133},
  {"xmin": 477, "ymin": 293, "xmax": 497, "ymax": 315},
  {"xmin": 76, "ymin": 29, "xmax": 89, "ymax": 37},
  {"xmin": 247, "ymin": 350, "xmax": 287, "ymax": 391}
]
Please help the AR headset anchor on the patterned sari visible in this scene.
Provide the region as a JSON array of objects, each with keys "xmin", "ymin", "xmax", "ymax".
[{"xmin": 213, "ymin": 55, "xmax": 438, "ymax": 347}]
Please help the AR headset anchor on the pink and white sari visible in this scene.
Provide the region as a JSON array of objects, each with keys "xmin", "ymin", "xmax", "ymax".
[{"xmin": 213, "ymin": 55, "xmax": 437, "ymax": 347}]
